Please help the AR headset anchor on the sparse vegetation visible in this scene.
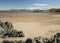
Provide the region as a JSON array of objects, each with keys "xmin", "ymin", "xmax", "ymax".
[
  {"xmin": 33, "ymin": 10, "xmax": 43, "ymax": 12},
  {"xmin": 2, "ymin": 40, "xmax": 25, "ymax": 43},
  {"xmin": 32, "ymin": 8, "xmax": 60, "ymax": 12},
  {"xmin": 2, "ymin": 40, "xmax": 15, "ymax": 43},
  {"xmin": 2, "ymin": 33, "xmax": 60, "ymax": 43},
  {"xmin": 49, "ymin": 8, "xmax": 60, "ymax": 12},
  {"xmin": 0, "ymin": 21, "xmax": 24, "ymax": 38}
]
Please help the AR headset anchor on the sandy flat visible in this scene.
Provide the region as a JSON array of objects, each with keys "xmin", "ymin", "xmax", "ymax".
[{"xmin": 0, "ymin": 12, "xmax": 60, "ymax": 42}]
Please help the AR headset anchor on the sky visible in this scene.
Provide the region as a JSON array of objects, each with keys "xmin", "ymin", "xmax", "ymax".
[{"xmin": 0, "ymin": 0, "xmax": 60, "ymax": 10}]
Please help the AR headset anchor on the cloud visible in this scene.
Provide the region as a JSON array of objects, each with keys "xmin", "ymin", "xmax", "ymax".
[
  {"xmin": 52, "ymin": 6, "xmax": 60, "ymax": 8},
  {"xmin": 25, "ymin": 4, "xmax": 48, "ymax": 10},
  {"xmin": 0, "ymin": 7, "xmax": 6, "ymax": 10},
  {"xmin": 33, "ymin": 4, "xmax": 48, "ymax": 7},
  {"xmin": 0, "ymin": 4, "xmax": 48, "ymax": 10},
  {"xmin": 0, "ymin": 6, "xmax": 10, "ymax": 10},
  {"xmin": 25, "ymin": 7, "xmax": 38, "ymax": 10}
]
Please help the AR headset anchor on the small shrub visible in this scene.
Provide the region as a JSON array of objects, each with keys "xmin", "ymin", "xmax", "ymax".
[
  {"xmin": 54, "ymin": 33, "xmax": 60, "ymax": 43},
  {"xmin": 17, "ymin": 40, "xmax": 25, "ymax": 43},
  {"xmin": 0, "ymin": 27, "xmax": 4, "ymax": 35},
  {"xmin": 17, "ymin": 31, "xmax": 25, "ymax": 37},
  {"xmin": 5, "ymin": 21, "xmax": 14, "ymax": 29},
  {"xmin": 34, "ymin": 37, "xmax": 45, "ymax": 43},
  {"xmin": 2, "ymin": 30, "xmax": 24, "ymax": 37},
  {"xmin": 25, "ymin": 38, "xmax": 33, "ymax": 43},
  {"xmin": 2, "ymin": 40, "xmax": 25, "ymax": 43},
  {"xmin": 2, "ymin": 40, "xmax": 11, "ymax": 43},
  {"xmin": 2, "ymin": 40, "xmax": 15, "ymax": 43},
  {"xmin": 47, "ymin": 39, "xmax": 54, "ymax": 43},
  {"xmin": 0, "ymin": 23, "xmax": 7, "ymax": 29},
  {"xmin": 25, "ymin": 38, "xmax": 36, "ymax": 43},
  {"xmin": 43, "ymin": 38, "xmax": 48, "ymax": 43},
  {"xmin": 56, "ymin": 33, "xmax": 60, "ymax": 37},
  {"xmin": 10, "ymin": 41, "xmax": 15, "ymax": 43}
]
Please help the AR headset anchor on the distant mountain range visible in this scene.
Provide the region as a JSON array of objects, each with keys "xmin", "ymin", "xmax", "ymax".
[
  {"xmin": 0, "ymin": 9, "xmax": 32, "ymax": 13},
  {"xmin": 0, "ymin": 8, "xmax": 60, "ymax": 13}
]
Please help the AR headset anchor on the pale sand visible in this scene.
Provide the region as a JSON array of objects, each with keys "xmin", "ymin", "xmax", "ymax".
[{"xmin": 0, "ymin": 13, "xmax": 60, "ymax": 42}]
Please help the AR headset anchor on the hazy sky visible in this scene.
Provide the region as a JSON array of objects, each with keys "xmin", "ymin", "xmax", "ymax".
[{"xmin": 0, "ymin": 0, "xmax": 60, "ymax": 10}]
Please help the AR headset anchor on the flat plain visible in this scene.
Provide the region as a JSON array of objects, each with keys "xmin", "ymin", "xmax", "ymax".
[{"xmin": 0, "ymin": 12, "xmax": 60, "ymax": 43}]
